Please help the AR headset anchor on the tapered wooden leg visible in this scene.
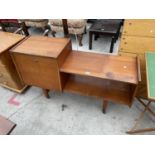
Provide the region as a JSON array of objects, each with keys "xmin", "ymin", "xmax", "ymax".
[
  {"xmin": 43, "ymin": 89, "xmax": 50, "ymax": 98},
  {"xmin": 102, "ymin": 100, "xmax": 109, "ymax": 114},
  {"xmin": 51, "ymin": 31, "xmax": 56, "ymax": 37}
]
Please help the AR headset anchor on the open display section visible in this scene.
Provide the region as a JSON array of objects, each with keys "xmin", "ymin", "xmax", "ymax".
[
  {"xmin": 61, "ymin": 73, "xmax": 136, "ymax": 106},
  {"xmin": 60, "ymin": 51, "xmax": 139, "ymax": 108}
]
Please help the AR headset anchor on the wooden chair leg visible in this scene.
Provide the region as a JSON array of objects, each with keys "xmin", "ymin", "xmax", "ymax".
[
  {"xmin": 102, "ymin": 100, "xmax": 109, "ymax": 114},
  {"xmin": 110, "ymin": 36, "xmax": 115, "ymax": 53},
  {"xmin": 77, "ymin": 34, "xmax": 83, "ymax": 46},
  {"xmin": 51, "ymin": 31, "xmax": 56, "ymax": 37},
  {"xmin": 21, "ymin": 22, "xmax": 29, "ymax": 36},
  {"xmin": 42, "ymin": 89, "xmax": 50, "ymax": 98},
  {"xmin": 84, "ymin": 26, "xmax": 87, "ymax": 34}
]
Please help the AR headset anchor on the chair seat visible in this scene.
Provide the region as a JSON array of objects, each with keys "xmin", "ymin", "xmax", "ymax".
[
  {"xmin": 19, "ymin": 19, "xmax": 48, "ymax": 28},
  {"xmin": 50, "ymin": 19, "xmax": 86, "ymax": 28},
  {"xmin": 51, "ymin": 25, "xmax": 85, "ymax": 34}
]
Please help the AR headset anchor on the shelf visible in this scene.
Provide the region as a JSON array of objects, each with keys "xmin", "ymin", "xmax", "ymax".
[
  {"xmin": 63, "ymin": 74, "xmax": 132, "ymax": 106},
  {"xmin": 60, "ymin": 51, "xmax": 138, "ymax": 84}
]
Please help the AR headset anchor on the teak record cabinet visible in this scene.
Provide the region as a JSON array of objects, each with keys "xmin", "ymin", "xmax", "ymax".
[
  {"xmin": 0, "ymin": 32, "xmax": 26, "ymax": 93},
  {"xmin": 10, "ymin": 36, "xmax": 71, "ymax": 97},
  {"xmin": 10, "ymin": 35, "xmax": 139, "ymax": 113}
]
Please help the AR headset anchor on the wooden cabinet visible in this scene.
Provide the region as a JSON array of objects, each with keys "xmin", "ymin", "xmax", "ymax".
[
  {"xmin": 123, "ymin": 19, "xmax": 155, "ymax": 37},
  {"xmin": 0, "ymin": 32, "xmax": 26, "ymax": 93},
  {"xmin": 10, "ymin": 36, "xmax": 72, "ymax": 97},
  {"xmin": 119, "ymin": 19, "xmax": 155, "ymax": 98},
  {"xmin": 119, "ymin": 36, "xmax": 155, "ymax": 54}
]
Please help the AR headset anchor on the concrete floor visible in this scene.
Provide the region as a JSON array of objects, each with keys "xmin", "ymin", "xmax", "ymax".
[{"xmin": 0, "ymin": 24, "xmax": 155, "ymax": 134}]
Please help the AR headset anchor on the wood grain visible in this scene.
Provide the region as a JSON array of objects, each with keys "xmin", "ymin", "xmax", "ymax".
[
  {"xmin": 63, "ymin": 74, "xmax": 133, "ymax": 106},
  {"xmin": 60, "ymin": 51, "xmax": 138, "ymax": 107},
  {"xmin": 60, "ymin": 51, "xmax": 138, "ymax": 84},
  {"xmin": 0, "ymin": 31, "xmax": 25, "ymax": 53},
  {"xmin": 0, "ymin": 32, "xmax": 26, "ymax": 92},
  {"xmin": 123, "ymin": 19, "xmax": 155, "ymax": 37},
  {"xmin": 12, "ymin": 53, "xmax": 61, "ymax": 90},
  {"xmin": 11, "ymin": 36, "xmax": 72, "ymax": 95},
  {"xmin": 119, "ymin": 36, "xmax": 155, "ymax": 54},
  {"xmin": 10, "ymin": 36, "xmax": 71, "ymax": 58}
]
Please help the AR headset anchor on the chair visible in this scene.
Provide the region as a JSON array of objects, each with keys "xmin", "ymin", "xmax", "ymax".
[
  {"xmin": 0, "ymin": 19, "xmax": 29, "ymax": 35},
  {"xmin": 19, "ymin": 19, "xmax": 50, "ymax": 35},
  {"xmin": 49, "ymin": 19, "xmax": 87, "ymax": 46}
]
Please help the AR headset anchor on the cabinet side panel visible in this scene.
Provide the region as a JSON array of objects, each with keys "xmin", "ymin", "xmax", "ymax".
[
  {"xmin": 57, "ymin": 40, "xmax": 72, "ymax": 90},
  {"xmin": 0, "ymin": 51, "xmax": 26, "ymax": 91}
]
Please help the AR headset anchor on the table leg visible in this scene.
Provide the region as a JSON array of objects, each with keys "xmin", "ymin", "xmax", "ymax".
[
  {"xmin": 102, "ymin": 100, "xmax": 109, "ymax": 114},
  {"xmin": 110, "ymin": 36, "xmax": 115, "ymax": 53},
  {"xmin": 89, "ymin": 31, "xmax": 93, "ymax": 50},
  {"xmin": 43, "ymin": 89, "xmax": 50, "ymax": 98},
  {"xmin": 94, "ymin": 34, "xmax": 99, "ymax": 40},
  {"xmin": 126, "ymin": 100, "xmax": 154, "ymax": 134}
]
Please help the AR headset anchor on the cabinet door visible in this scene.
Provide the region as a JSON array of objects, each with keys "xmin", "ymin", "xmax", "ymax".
[
  {"xmin": 12, "ymin": 53, "xmax": 61, "ymax": 90},
  {"xmin": 123, "ymin": 19, "xmax": 155, "ymax": 37}
]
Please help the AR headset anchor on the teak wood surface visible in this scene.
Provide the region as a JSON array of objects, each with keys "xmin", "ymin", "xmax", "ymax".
[
  {"xmin": 60, "ymin": 51, "xmax": 139, "ymax": 108},
  {"xmin": 60, "ymin": 51, "xmax": 138, "ymax": 84},
  {"xmin": 10, "ymin": 36, "xmax": 71, "ymax": 58},
  {"xmin": 119, "ymin": 19, "xmax": 155, "ymax": 99},
  {"xmin": 0, "ymin": 32, "xmax": 26, "ymax": 92},
  {"xmin": 10, "ymin": 36, "xmax": 72, "ymax": 96},
  {"xmin": 0, "ymin": 31, "xmax": 25, "ymax": 53},
  {"xmin": 123, "ymin": 19, "xmax": 155, "ymax": 38}
]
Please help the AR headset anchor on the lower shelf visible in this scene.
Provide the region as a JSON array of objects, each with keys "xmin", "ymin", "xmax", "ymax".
[{"xmin": 63, "ymin": 74, "xmax": 133, "ymax": 107}]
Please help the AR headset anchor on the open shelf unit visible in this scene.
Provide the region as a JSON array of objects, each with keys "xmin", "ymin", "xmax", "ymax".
[{"xmin": 60, "ymin": 51, "xmax": 139, "ymax": 107}]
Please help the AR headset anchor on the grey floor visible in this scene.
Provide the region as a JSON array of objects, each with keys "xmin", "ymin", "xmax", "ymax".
[{"xmin": 0, "ymin": 24, "xmax": 155, "ymax": 135}]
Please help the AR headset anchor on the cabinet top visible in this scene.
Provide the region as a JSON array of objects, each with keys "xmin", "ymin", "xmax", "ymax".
[
  {"xmin": 0, "ymin": 32, "xmax": 25, "ymax": 54},
  {"xmin": 60, "ymin": 51, "xmax": 139, "ymax": 84},
  {"xmin": 10, "ymin": 36, "xmax": 71, "ymax": 58}
]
